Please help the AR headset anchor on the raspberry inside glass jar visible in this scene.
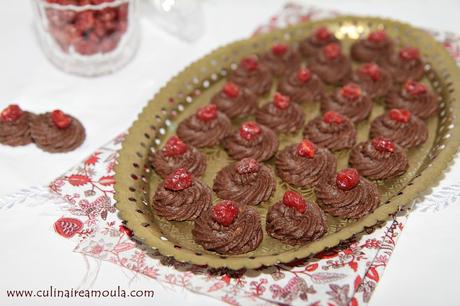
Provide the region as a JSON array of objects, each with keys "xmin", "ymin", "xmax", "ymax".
[{"xmin": 33, "ymin": 0, "xmax": 139, "ymax": 76}]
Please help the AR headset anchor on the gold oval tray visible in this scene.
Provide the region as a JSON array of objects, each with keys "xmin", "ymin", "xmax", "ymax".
[{"xmin": 115, "ymin": 16, "xmax": 460, "ymax": 269}]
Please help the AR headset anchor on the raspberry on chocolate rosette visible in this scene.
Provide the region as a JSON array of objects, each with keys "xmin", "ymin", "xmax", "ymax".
[
  {"xmin": 349, "ymin": 137, "xmax": 409, "ymax": 180},
  {"xmin": 303, "ymin": 111, "xmax": 357, "ymax": 151},
  {"xmin": 259, "ymin": 43, "xmax": 301, "ymax": 77},
  {"xmin": 370, "ymin": 108, "xmax": 428, "ymax": 148},
  {"xmin": 228, "ymin": 56, "xmax": 274, "ymax": 96},
  {"xmin": 276, "ymin": 139, "xmax": 336, "ymax": 187},
  {"xmin": 152, "ymin": 168, "xmax": 212, "ymax": 221},
  {"xmin": 255, "ymin": 92, "xmax": 305, "ymax": 134},
  {"xmin": 210, "ymin": 82, "xmax": 258, "ymax": 119},
  {"xmin": 351, "ymin": 63, "xmax": 393, "ymax": 99},
  {"xmin": 299, "ymin": 26, "xmax": 339, "ymax": 58},
  {"xmin": 315, "ymin": 168, "xmax": 380, "ymax": 219},
  {"xmin": 30, "ymin": 109, "xmax": 85, "ymax": 153},
  {"xmin": 152, "ymin": 135, "xmax": 206, "ymax": 178},
  {"xmin": 309, "ymin": 43, "xmax": 352, "ymax": 85},
  {"xmin": 266, "ymin": 191, "xmax": 327, "ymax": 245},
  {"xmin": 381, "ymin": 46, "xmax": 424, "ymax": 82},
  {"xmin": 222, "ymin": 121, "xmax": 278, "ymax": 162},
  {"xmin": 277, "ymin": 67, "xmax": 326, "ymax": 103},
  {"xmin": 213, "ymin": 158, "xmax": 275, "ymax": 206},
  {"xmin": 350, "ymin": 30, "xmax": 394, "ymax": 63},
  {"xmin": 385, "ymin": 80, "xmax": 439, "ymax": 120},
  {"xmin": 321, "ymin": 83, "xmax": 372, "ymax": 123},
  {"xmin": 0, "ymin": 104, "xmax": 34, "ymax": 146},
  {"xmin": 192, "ymin": 200, "xmax": 263, "ymax": 255},
  {"xmin": 177, "ymin": 104, "xmax": 231, "ymax": 148}
]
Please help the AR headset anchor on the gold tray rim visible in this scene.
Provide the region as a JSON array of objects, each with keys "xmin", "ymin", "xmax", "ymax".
[{"xmin": 114, "ymin": 15, "xmax": 460, "ymax": 269}]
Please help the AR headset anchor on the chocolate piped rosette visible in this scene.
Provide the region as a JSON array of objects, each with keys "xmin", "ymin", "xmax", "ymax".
[
  {"xmin": 177, "ymin": 104, "xmax": 231, "ymax": 148},
  {"xmin": 255, "ymin": 92, "xmax": 305, "ymax": 134},
  {"xmin": 228, "ymin": 56, "xmax": 273, "ymax": 96},
  {"xmin": 210, "ymin": 82, "xmax": 258, "ymax": 119},
  {"xmin": 303, "ymin": 111, "xmax": 357, "ymax": 151},
  {"xmin": 309, "ymin": 43, "xmax": 352, "ymax": 85},
  {"xmin": 349, "ymin": 137, "xmax": 409, "ymax": 180},
  {"xmin": 152, "ymin": 168, "xmax": 212, "ymax": 221},
  {"xmin": 260, "ymin": 43, "xmax": 301, "ymax": 77},
  {"xmin": 275, "ymin": 139, "xmax": 336, "ymax": 188},
  {"xmin": 299, "ymin": 26, "xmax": 339, "ymax": 58},
  {"xmin": 192, "ymin": 200, "xmax": 263, "ymax": 255},
  {"xmin": 350, "ymin": 30, "xmax": 394, "ymax": 63},
  {"xmin": 351, "ymin": 63, "xmax": 393, "ymax": 99},
  {"xmin": 266, "ymin": 191, "xmax": 327, "ymax": 245},
  {"xmin": 213, "ymin": 158, "xmax": 275, "ymax": 206},
  {"xmin": 315, "ymin": 168, "xmax": 380, "ymax": 219},
  {"xmin": 0, "ymin": 104, "xmax": 34, "ymax": 146},
  {"xmin": 152, "ymin": 135, "xmax": 206, "ymax": 178},
  {"xmin": 382, "ymin": 46, "xmax": 425, "ymax": 82},
  {"xmin": 222, "ymin": 121, "xmax": 278, "ymax": 161},
  {"xmin": 370, "ymin": 108, "xmax": 428, "ymax": 148},
  {"xmin": 321, "ymin": 83, "xmax": 372, "ymax": 123},
  {"xmin": 30, "ymin": 109, "xmax": 85, "ymax": 153},
  {"xmin": 385, "ymin": 80, "xmax": 439, "ymax": 119},
  {"xmin": 277, "ymin": 67, "xmax": 325, "ymax": 103}
]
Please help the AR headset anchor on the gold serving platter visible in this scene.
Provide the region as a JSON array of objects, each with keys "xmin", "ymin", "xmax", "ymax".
[{"xmin": 115, "ymin": 16, "xmax": 460, "ymax": 269}]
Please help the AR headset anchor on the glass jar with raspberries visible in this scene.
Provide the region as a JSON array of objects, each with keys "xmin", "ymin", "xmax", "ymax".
[{"xmin": 33, "ymin": 0, "xmax": 139, "ymax": 76}]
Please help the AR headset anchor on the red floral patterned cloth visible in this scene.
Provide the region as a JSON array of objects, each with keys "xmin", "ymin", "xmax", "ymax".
[{"xmin": 48, "ymin": 4, "xmax": 460, "ymax": 306}]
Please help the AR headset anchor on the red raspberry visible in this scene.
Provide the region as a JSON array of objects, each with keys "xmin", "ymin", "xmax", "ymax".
[
  {"xmin": 297, "ymin": 139, "xmax": 316, "ymax": 158},
  {"xmin": 399, "ymin": 47, "xmax": 420, "ymax": 61},
  {"xmin": 98, "ymin": 7, "xmax": 117, "ymax": 22},
  {"xmin": 359, "ymin": 63, "xmax": 381, "ymax": 81},
  {"xmin": 273, "ymin": 92, "xmax": 290, "ymax": 110},
  {"xmin": 314, "ymin": 27, "xmax": 332, "ymax": 41},
  {"xmin": 272, "ymin": 43, "xmax": 288, "ymax": 56},
  {"xmin": 93, "ymin": 19, "xmax": 107, "ymax": 37},
  {"xmin": 51, "ymin": 110, "xmax": 72, "ymax": 129},
  {"xmin": 196, "ymin": 104, "xmax": 218, "ymax": 122},
  {"xmin": 116, "ymin": 21, "xmax": 128, "ymax": 34},
  {"xmin": 239, "ymin": 121, "xmax": 261, "ymax": 141},
  {"xmin": 323, "ymin": 43, "xmax": 341, "ymax": 60},
  {"xmin": 212, "ymin": 201, "xmax": 239, "ymax": 226},
  {"xmin": 1, "ymin": 104, "xmax": 23, "ymax": 123},
  {"xmin": 118, "ymin": 3, "xmax": 129, "ymax": 21},
  {"xmin": 339, "ymin": 83, "xmax": 362, "ymax": 101},
  {"xmin": 240, "ymin": 56, "xmax": 258, "ymax": 71},
  {"xmin": 336, "ymin": 168, "xmax": 360, "ymax": 191},
  {"xmin": 163, "ymin": 136, "xmax": 188, "ymax": 157},
  {"xmin": 164, "ymin": 168, "xmax": 193, "ymax": 191},
  {"xmin": 282, "ymin": 191, "xmax": 307, "ymax": 213},
  {"xmin": 323, "ymin": 111, "xmax": 344, "ymax": 125},
  {"xmin": 99, "ymin": 35, "xmax": 120, "ymax": 53},
  {"xmin": 367, "ymin": 30, "xmax": 387, "ymax": 43},
  {"xmin": 389, "ymin": 108, "xmax": 411, "ymax": 123},
  {"xmin": 297, "ymin": 68, "xmax": 311, "ymax": 83},
  {"xmin": 404, "ymin": 80, "xmax": 427, "ymax": 96},
  {"xmin": 222, "ymin": 82, "xmax": 240, "ymax": 98},
  {"xmin": 75, "ymin": 10, "xmax": 95, "ymax": 32},
  {"xmin": 74, "ymin": 37, "xmax": 98, "ymax": 55},
  {"xmin": 236, "ymin": 158, "xmax": 260, "ymax": 174},
  {"xmin": 372, "ymin": 136, "xmax": 395, "ymax": 153}
]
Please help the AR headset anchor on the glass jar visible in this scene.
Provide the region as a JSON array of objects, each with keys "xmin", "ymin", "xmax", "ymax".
[{"xmin": 32, "ymin": 0, "xmax": 140, "ymax": 77}]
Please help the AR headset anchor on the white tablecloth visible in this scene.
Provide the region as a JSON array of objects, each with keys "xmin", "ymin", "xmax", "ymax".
[{"xmin": 1, "ymin": 0, "xmax": 460, "ymax": 305}]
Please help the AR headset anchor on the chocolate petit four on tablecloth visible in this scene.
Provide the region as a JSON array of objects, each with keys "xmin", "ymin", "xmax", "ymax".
[
  {"xmin": 152, "ymin": 135, "xmax": 206, "ymax": 178},
  {"xmin": 255, "ymin": 92, "xmax": 305, "ymax": 134},
  {"xmin": 176, "ymin": 104, "xmax": 231, "ymax": 148},
  {"xmin": 222, "ymin": 121, "xmax": 278, "ymax": 162},
  {"xmin": 151, "ymin": 168, "xmax": 212, "ymax": 221},
  {"xmin": 320, "ymin": 83, "xmax": 372, "ymax": 123},
  {"xmin": 259, "ymin": 42, "xmax": 302, "ymax": 77},
  {"xmin": 309, "ymin": 42, "xmax": 352, "ymax": 85},
  {"xmin": 299, "ymin": 26, "xmax": 339, "ymax": 58},
  {"xmin": 370, "ymin": 108, "xmax": 428, "ymax": 149},
  {"xmin": 350, "ymin": 30, "xmax": 394, "ymax": 63},
  {"xmin": 266, "ymin": 190, "xmax": 327, "ymax": 245},
  {"xmin": 277, "ymin": 67, "xmax": 325, "ymax": 103},
  {"xmin": 30, "ymin": 109, "xmax": 85, "ymax": 153},
  {"xmin": 275, "ymin": 139, "xmax": 336, "ymax": 188},
  {"xmin": 351, "ymin": 63, "xmax": 393, "ymax": 99},
  {"xmin": 349, "ymin": 137, "xmax": 409, "ymax": 180},
  {"xmin": 210, "ymin": 82, "xmax": 258, "ymax": 119},
  {"xmin": 315, "ymin": 168, "xmax": 380, "ymax": 219},
  {"xmin": 303, "ymin": 111, "xmax": 357, "ymax": 151},
  {"xmin": 192, "ymin": 200, "xmax": 263, "ymax": 255},
  {"xmin": 213, "ymin": 158, "xmax": 275, "ymax": 206},
  {"xmin": 228, "ymin": 56, "xmax": 273, "ymax": 96},
  {"xmin": 0, "ymin": 104, "xmax": 34, "ymax": 146},
  {"xmin": 381, "ymin": 46, "xmax": 425, "ymax": 83}
]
